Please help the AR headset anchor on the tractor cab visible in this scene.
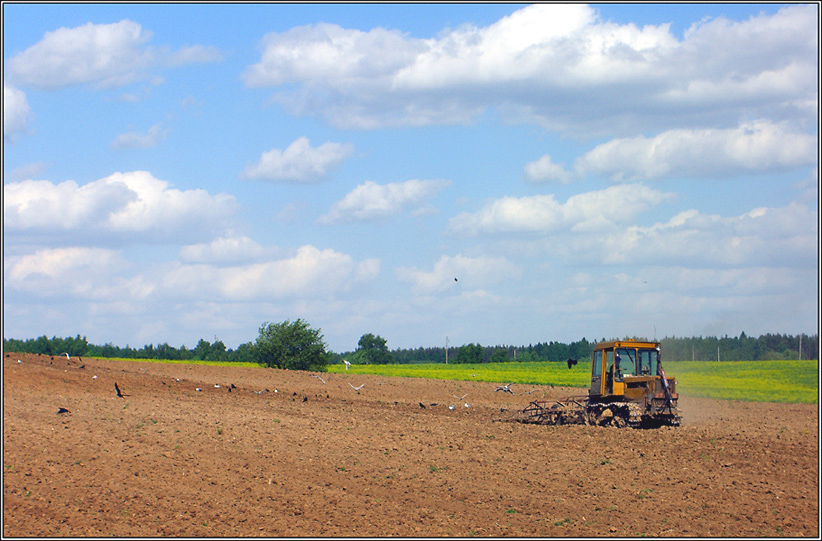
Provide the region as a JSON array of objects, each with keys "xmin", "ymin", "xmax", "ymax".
[{"xmin": 589, "ymin": 340, "xmax": 664, "ymax": 400}]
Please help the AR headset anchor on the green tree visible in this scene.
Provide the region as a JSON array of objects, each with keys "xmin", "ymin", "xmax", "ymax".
[
  {"xmin": 356, "ymin": 333, "xmax": 391, "ymax": 364},
  {"xmin": 455, "ymin": 343, "xmax": 483, "ymax": 364},
  {"xmin": 254, "ymin": 319, "xmax": 330, "ymax": 371}
]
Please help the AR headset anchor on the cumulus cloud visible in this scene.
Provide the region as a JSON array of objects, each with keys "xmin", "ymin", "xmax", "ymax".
[
  {"xmin": 6, "ymin": 20, "xmax": 220, "ymax": 90},
  {"xmin": 396, "ymin": 254, "xmax": 521, "ymax": 295},
  {"xmin": 319, "ymin": 179, "xmax": 451, "ymax": 224},
  {"xmin": 449, "ymin": 183, "xmax": 673, "ymax": 236},
  {"xmin": 242, "ymin": 136, "xmax": 354, "ymax": 182},
  {"xmin": 111, "ymin": 123, "xmax": 168, "ymax": 149},
  {"xmin": 575, "ymin": 120, "xmax": 818, "ymax": 181},
  {"xmin": 524, "ymin": 154, "xmax": 575, "ymax": 184},
  {"xmin": 3, "ymin": 170, "xmax": 238, "ymax": 244},
  {"xmin": 3, "ymin": 82, "xmax": 30, "ymax": 140},
  {"xmin": 599, "ymin": 201, "xmax": 818, "ymax": 268},
  {"xmin": 179, "ymin": 235, "xmax": 268, "ymax": 264},
  {"xmin": 241, "ymin": 4, "xmax": 816, "ymax": 132},
  {"xmin": 3, "ymin": 246, "xmax": 153, "ymax": 300},
  {"xmin": 163, "ymin": 244, "xmax": 380, "ymax": 300}
]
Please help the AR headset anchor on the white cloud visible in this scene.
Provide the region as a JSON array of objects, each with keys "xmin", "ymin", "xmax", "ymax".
[
  {"xmin": 179, "ymin": 235, "xmax": 268, "ymax": 264},
  {"xmin": 449, "ymin": 183, "xmax": 673, "ymax": 236},
  {"xmin": 242, "ymin": 23, "xmax": 422, "ymax": 87},
  {"xmin": 575, "ymin": 120, "xmax": 818, "ymax": 181},
  {"xmin": 6, "ymin": 20, "xmax": 220, "ymax": 90},
  {"xmin": 242, "ymin": 136, "xmax": 354, "ymax": 182},
  {"xmin": 9, "ymin": 162, "xmax": 48, "ymax": 181},
  {"xmin": 3, "ymin": 246, "xmax": 153, "ymax": 300},
  {"xmin": 598, "ymin": 201, "xmax": 818, "ymax": 268},
  {"xmin": 163, "ymin": 244, "xmax": 380, "ymax": 300},
  {"xmin": 319, "ymin": 179, "xmax": 451, "ymax": 224},
  {"xmin": 3, "ymin": 83, "xmax": 30, "ymax": 140},
  {"xmin": 111, "ymin": 123, "xmax": 168, "ymax": 149},
  {"xmin": 3, "ymin": 171, "xmax": 238, "ymax": 243},
  {"xmin": 397, "ymin": 254, "xmax": 521, "ymax": 295},
  {"xmin": 524, "ymin": 154, "xmax": 575, "ymax": 184},
  {"xmin": 241, "ymin": 4, "xmax": 816, "ymax": 132}
]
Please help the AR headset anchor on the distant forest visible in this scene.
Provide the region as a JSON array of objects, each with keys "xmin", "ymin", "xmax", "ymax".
[{"xmin": 3, "ymin": 331, "xmax": 818, "ymax": 364}]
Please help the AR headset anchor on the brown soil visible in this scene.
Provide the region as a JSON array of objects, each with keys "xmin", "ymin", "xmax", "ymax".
[{"xmin": 3, "ymin": 352, "xmax": 818, "ymax": 537}]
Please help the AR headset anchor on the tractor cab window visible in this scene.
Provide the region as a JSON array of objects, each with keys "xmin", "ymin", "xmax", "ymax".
[
  {"xmin": 614, "ymin": 348, "xmax": 636, "ymax": 380},
  {"xmin": 637, "ymin": 349, "xmax": 658, "ymax": 376},
  {"xmin": 605, "ymin": 350, "xmax": 615, "ymax": 384}
]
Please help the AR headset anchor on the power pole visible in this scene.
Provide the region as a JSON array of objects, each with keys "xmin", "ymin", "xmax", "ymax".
[
  {"xmin": 799, "ymin": 334, "xmax": 802, "ymax": 361},
  {"xmin": 445, "ymin": 336, "xmax": 449, "ymax": 365}
]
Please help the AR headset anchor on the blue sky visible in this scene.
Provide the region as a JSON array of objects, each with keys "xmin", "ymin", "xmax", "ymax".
[{"xmin": 3, "ymin": 3, "xmax": 818, "ymax": 352}]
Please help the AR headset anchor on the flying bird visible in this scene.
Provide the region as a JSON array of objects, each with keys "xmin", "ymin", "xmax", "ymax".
[
  {"xmin": 312, "ymin": 375, "xmax": 326, "ymax": 384},
  {"xmin": 230, "ymin": 383, "xmax": 236, "ymax": 389},
  {"xmin": 495, "ymin": 383, "xmax": 514, "ymax": 394},
  {"xmin": 114, "ymin": 382, "xmax": 124, "ymax": 398},
  {"xmin": 454, "ymin": 393, "xmax": 468, "ymax": 400},
  {"xmin": 567, "ymin": 358, "xmax": 578, "ymax": 369},
  {"xmin": 419, "ymin": 402, "xmax": 426, "ymax": 409},
  {"xmin": 454, "ymin": 277, "xmax": 458, "ymax": 282},
  {"xmin": 62, "ymin": 352, "xmax": 71, "ymax": 361},
  {"xmin": 57, "ymin": 407, "xmax": 70, "ymax": 414},
  {"xmin": 348, "ymin": 383, "xmax": 365, "ymax": 392}
]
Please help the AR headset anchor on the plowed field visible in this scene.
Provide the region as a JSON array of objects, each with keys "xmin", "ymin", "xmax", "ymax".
[{"xmin": 3, "ymin": 352, "xmax": 818, "ymax": 537}]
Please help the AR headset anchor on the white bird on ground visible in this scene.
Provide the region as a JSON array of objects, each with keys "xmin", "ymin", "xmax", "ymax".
[
  {"xmin": 495, "ymin": 383, "xmax": 514, "ymax": 394},
  {"xmin": 17, "ymin": 359, "xmax": 22, "ymax": 363},
  {"xmin": 464, "ymin": 402, "xmax": 471, "ymax": 408},
  {"xmin": 348, "ymin": 383, "xmax": 365, "ymax": 392},
  {"xmin": 92, "ymin": 375, "xmax": 97, "ymax": 379},
  {"xmin": 214, "ymin": 384, "xmax": 220, "ymax": 388},
  {"xmin": 343, "ymin": 359, "xmax": 351, "ymax": 370},
  {"xmin": 196, "ymin": 387, "xmax": 202, "ymax": 392},
  {"xmin": 63, "ymin": 352, "xmax": 71, "ymax": 361},
  {"xmin": 312, "ymin": 375, "xmax": 326, "ymax": 384},
  {"xmin": 448, "ymin": 405, "xmax": 456, "ymax": 411}
]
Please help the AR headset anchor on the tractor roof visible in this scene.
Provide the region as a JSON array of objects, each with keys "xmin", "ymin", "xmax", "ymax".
[{"xmin": 594, "ymin": 339, "xmax": 660, "ymax": 351}]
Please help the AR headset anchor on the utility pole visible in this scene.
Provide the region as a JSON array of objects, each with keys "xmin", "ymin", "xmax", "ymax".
[
  {"xmin": 445, "ymin": 336, "xmax": 449, "ymax": 365},
  {"xmin": 799, "ymin": 334, "xmax": 802, "ymax": 361},
  {"xmin": 717, "ymin": 345, "xmax": 720, "ymax": 362}
]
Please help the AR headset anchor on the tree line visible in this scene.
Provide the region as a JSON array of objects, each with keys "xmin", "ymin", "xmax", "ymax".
[{"xmin": 6, "ymin": 325, "xmax": 816, "ymax": 371}]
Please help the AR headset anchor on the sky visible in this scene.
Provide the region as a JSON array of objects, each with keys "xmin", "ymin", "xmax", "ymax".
[{"xmin": 2, "ymin": 3, "xmax": 819, "ymax": 353}]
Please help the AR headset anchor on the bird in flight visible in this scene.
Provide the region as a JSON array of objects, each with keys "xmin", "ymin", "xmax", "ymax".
[
  {"xmin": 57, "ymin": 407, "xmax": 70, "ymax": 414},
  {"xmin": 348, "ymin": 383, "xmax": 365, "ymax": 392},
  {"xmin": 312, "ymin": 375, "xmax": 326, "ymax": 384},
  {"xmin": 62, "ymin": 352, "xmax": 71, "ymax": 361},
  {"xmin": 453, "ymin": 393, "xmax": 468, "ymax": 400},
  {"xmin": 114, "ymin": 382, "xmax": 124, "ymax": 398},
  {"xmin": 567, "ymin": 358, "xmax": 578, "ymax": 369},
  {"xmin": 495, "ymin": 383, "xmax": 514, "ymax": 394}
]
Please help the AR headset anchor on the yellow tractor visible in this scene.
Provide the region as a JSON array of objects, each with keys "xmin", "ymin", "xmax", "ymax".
[{"xmin": 522, "ymin": 339, "xmax": 681, "ymax": 428}]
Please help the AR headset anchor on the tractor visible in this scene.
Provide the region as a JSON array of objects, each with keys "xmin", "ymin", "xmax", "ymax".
[{"xmin": 521, "ymin": 339, "xmax": 681, "ymax": 428}]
